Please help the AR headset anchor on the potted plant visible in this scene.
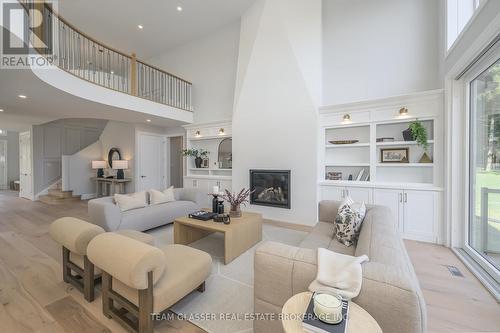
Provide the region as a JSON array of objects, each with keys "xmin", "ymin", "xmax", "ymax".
[
  {"xmin": 182, "ymin": 149, "xmax": 209, "ymax": 168},
  {"xmin": 221, "ymin": 188, "xmax": 254, "ymax": 218},
  {"xmin": 402, "ymin": 120, "xmax": 432, "ymax": 163}
]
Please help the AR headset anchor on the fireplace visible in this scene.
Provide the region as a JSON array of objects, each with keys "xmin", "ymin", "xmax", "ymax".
[{"xmin": 250, "ymin": 170, "xmax": 290, "ymax": 209}]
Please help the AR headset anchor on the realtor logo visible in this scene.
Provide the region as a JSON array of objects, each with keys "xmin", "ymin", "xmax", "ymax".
[{"xmin": 1, "ymin": 0, "xmax": 57, "ymax": 69}]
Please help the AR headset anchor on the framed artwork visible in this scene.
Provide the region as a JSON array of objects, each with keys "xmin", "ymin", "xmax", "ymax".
[
  {"xmin": 202, "ymin": 158, "xmax": 209, "ymax": 168},
  {"xmin": 381, "ymin": 148, "xmax": 409, "ymax": 163}
]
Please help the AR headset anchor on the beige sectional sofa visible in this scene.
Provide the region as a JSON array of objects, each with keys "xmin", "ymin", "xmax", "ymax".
[{"xmin": 254, "ymin": 200, "xmax": 426, "ymax": 333}]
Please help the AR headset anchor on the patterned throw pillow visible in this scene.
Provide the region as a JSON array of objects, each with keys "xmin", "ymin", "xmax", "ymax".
[{"xmin": 334, "ymin": 202, "xmax": 366, "ymax": 246}]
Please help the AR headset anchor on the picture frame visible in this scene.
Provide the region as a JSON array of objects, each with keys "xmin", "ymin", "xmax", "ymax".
[
  {"xmin": 201, "ymin": 158, "xmax": 209, "ymax": 168},
  {"xmin": 380, "ymin": 148, "xmax": 409, "ymax": 163}
]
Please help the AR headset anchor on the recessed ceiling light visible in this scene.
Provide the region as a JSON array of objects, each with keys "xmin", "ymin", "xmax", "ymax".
[
  {"xmin": 0, "ymin": 109, "xmax": 4, "ymax": 112},
  {"xmin": 138, "ymin": 25, "xmax": 144, "ymax": 29},
  {"xmin": 177, "ymin": 6, "xmax": 183, "ymax": 11},
  {"xmin": 110, "ymin": 71, "xmax": 114, "ymax": 74},
  {"xmin": 18, "ymin": 94, "xmax": 27, "ymax": 99},
  {"xmin": 146, "ymin": 119, "xmax": 151, "ymax": 123}
]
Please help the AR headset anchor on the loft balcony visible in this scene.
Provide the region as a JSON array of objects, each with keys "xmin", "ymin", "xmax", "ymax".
[{"xmin": 1, "ymin": 1, "xmax": 193, "ymax": 125}]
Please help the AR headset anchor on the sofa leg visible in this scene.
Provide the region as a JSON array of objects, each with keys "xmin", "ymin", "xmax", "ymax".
[
  {"xmin": 197, "ymin": 281, "xmax": 206, "ymax": 293},
  {"xmin": 138, "ymin": 271, "xmax": 154, "ymax": 333},
  {"xmin": 83, "ymin": 255, "xmax": 95, "ymax": 302}
]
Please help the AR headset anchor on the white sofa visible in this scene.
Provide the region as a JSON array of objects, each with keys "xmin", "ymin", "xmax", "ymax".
[{"xmin": 88, "ymin": 188, "xmax": 206, "ymax": 231}]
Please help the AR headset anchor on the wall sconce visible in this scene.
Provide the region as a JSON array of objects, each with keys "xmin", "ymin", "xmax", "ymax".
[
  {"xmin": 399, "ymin": 107, "xmax": 409, "ymax": 117},
  {"xmin": 218, "ymin": 128, "xmax": 225, "ymax": 135},
  {"xmin": 195, "ymin": 130, "xmax": 201, "ymax": 137},
  {"xmin": 342, "ymin": 114, "xmax": 352, "ymax": 124}
]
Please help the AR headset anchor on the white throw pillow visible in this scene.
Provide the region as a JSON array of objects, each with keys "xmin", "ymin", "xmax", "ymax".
[
  {"xmin": 334, "ymin": 201, "xmax": 366, "ymax": 247},
  {"xmin": 149, "ymin": 187, "xmax": 176, "ymax": 205},
  {"xmin": 114, "ymin": 191, "xmax": 148, "ymax": 212}
]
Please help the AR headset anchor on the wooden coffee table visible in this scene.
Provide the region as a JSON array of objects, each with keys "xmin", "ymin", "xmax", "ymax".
[
  {"xmin": 173, "ymin": 212, "xmax": 263, "ymax": 264},
  {"xmin": 281, "ymin": 292, "xmax": 382, "ymax": 333}
]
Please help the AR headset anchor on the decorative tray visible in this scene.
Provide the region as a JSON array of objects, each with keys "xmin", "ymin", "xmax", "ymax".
[{"xmin": 329, "ymin": 140, "xmax": 359, "ymax": 145}]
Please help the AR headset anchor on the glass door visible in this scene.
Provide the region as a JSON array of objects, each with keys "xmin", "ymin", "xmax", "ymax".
[{"xmin": 468, "ymin": 53, "xmax": 500, "ymax": 280}]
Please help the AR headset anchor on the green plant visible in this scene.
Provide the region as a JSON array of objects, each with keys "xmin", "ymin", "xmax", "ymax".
[
  {"xmin": 409, "ymin": 120, "xmax": 429, "ymax": 151},
  {"xmin": 181, "ymin": 149, "xmax": 209, "ymax": 158}
]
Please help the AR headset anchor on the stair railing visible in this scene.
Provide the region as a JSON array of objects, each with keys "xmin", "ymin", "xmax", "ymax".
[{"xmin": 18, "ymin": 0, "xmax": 193, "ymax": 111}]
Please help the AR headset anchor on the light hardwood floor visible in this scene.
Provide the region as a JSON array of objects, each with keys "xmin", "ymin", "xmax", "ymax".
[{"xmin": 0, "ymin": 190, "xmax": 498, "ymax": 333}]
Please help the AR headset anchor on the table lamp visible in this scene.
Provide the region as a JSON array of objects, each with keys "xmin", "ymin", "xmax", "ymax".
[
  {"xmin": 112, "ymin": 160, "xmax": 128, "ymax": 179},
  {"xmin": 91, "ymin": 160, "xmax": 106, "ymax": 178}
]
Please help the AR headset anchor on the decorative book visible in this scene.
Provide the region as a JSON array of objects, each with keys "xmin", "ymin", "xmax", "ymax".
[{"xmin": 302, "ymin": 297, "xmax": 349, "ymax": 333}]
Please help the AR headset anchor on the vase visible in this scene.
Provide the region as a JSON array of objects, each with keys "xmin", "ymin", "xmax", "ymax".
[
  {"xmin": 402, "ymin": 128, "xmax": 413, "ymax": 141},
  {"xmin": 229, "ymin": 205, "xmax": 242, "ymax": 218},
  {"xmin": 195, "ymin": 157, "xmax": 202, "ymax": 168}
]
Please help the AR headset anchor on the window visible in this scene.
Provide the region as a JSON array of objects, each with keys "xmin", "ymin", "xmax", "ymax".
[
  {"xmin": 468, "ymin": 55, "xmax": 500, "ymax": 279},
  {"xmin": 447, "ymin": 0, "xmax": 485, "ymax": 50}
]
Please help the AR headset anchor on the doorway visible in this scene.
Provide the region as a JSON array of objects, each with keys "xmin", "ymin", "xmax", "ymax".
[
  {"xmin": 19, "ymin": 131, "xmax": 33, "ymax": 199},
  {"xmin": 136, "ymin": 132, "xmax": 166, "ymax": 192},
  {"xmin": 169, "ymin": 136, "xmax": 183, "ymax": 188},
  {"xmin": 0, "ymin": 140, "xmax": 7, "ymax": 190}
]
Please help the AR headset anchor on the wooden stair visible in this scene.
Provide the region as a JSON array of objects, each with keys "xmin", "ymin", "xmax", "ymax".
[{"xmin": 39, "ymin": 189, "xmax": 81, "ymax": 205}]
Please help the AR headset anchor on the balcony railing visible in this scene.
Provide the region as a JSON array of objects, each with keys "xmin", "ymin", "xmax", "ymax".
[{"xmin": 19, "ymin": 1, "xmax": 193, "ymax": 111}]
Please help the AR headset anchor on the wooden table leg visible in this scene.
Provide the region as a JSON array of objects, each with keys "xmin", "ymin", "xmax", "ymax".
[{"xmin": 174, "ymin": 222, "xmax": 214, "ymax": 245}]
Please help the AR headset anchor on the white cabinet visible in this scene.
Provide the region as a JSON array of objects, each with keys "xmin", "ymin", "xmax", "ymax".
[
  {"xmin": 373, "ymin": 188, "xmax": 403, "ymax": 231},
  {"xmin": 320, "ymin": 185, "xmax": 373, "ymax": 203},
  {"xmin": 373, "ymin": 188, "xmax": 439, "ymax": 243},
  {"xmin": 403, "ymin": 190, "xmax": 437, "ymax": 242}
]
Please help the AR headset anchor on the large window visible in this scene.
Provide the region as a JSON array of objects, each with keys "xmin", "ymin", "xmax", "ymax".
[
  {"xmin": 469, "ymin": 56, "xmax": 500, "ymax": 277},
  {"xmin": 447, "ymin": 0, "xmax": 485, "ymax": 50}
]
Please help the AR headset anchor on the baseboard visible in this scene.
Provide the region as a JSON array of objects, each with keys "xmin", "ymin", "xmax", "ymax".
[
  {"xmin": 80, "ymin": 193, "xmax": 97, "ymax": 200},
  {"xmin": 263, "ymin": 218, "xmax": 314, "ymax": 232},
  {"xmin": 453, "ymin": 248, "xmax": 500, "ymax": 302}
]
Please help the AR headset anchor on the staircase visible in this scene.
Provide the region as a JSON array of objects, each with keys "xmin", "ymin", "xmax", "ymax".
[{"xmin": 39, "ymin": 181, "xmax": 81, "ymax": 205}]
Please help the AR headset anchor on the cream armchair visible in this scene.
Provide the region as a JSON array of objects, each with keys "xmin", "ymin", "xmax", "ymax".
[
  {"xmin": 49, "ymin": 217, "xmax": 154, "ymax": 302},
  {"xmin": 87, "ymin": 233, "xmax": 212, "ymax": 333}
]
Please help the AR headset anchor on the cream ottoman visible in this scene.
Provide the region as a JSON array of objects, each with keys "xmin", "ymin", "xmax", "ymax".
[
  {"xmin": 88, "ymin": 233, "xmax": 212, "ymax": 333},
  {"xmin": 50, "ymin": 217, "xmax": 154, "ymax": 302}
]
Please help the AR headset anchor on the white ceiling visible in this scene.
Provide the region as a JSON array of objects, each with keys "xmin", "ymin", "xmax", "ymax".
[
  {"xmin": 57, "ymin": 0, "xmax": 254, "ymax": 59},
  {"xmin": 0, "ymin": 67, "xmax": 188, "ymax": 132}
]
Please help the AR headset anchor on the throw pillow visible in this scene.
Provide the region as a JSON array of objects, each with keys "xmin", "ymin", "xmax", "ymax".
[
  {"xmin": 334, "ymin": 202, "xmax": 366, "ymax": 247},
  {"xmin": 114, "ymin": 191, "xmax": 148, "ymax": 212},
  {"xmin": 150, "ymin": 187, "xmax": 176, "ymax": 205},
  {"xmin": 338, "ymin": 195, "xmax": 354, "ymax": 212}
]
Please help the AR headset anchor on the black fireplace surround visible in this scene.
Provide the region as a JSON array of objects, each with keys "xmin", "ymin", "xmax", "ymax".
[{"xmin": 250, "ymin": 170, "xmax": 290, "ymax": 209}]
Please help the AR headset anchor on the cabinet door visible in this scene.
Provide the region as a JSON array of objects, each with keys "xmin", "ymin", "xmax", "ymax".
[
  {"xmin": 403, "ymin": 190, "xmax": 436, "ymax": 242},
  {"xmin": 184, "ymin": 178, "xmax": 197, "ymax": 189},
  {"xmin": 218, "ymin": 180, "xmax": 232, "ymax": 193},
  {"xmin": 344, "ymin": 187, "xmax": 373, "ymax": 204},
  {"xmin": 373, "ymin": 189, "xmax": 403, "ymax": 231},
  {"xmin": 320, "ymin": 186, "xmax": 344, "ymax": 201}
]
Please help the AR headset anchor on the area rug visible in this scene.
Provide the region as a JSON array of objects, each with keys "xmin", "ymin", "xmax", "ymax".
[{"xmin": 147, "ymin": 224, "xmax": 308, "ymax": 333}]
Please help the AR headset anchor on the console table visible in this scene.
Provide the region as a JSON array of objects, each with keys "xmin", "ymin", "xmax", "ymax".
[{"xmin": 91, "ymin": 177, "xmax": 132, "ymax": 197}]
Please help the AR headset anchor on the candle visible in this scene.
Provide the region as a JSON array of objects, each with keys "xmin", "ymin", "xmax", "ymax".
[
  {"xmin": 313, "ymin": 292, "xmax": 343, "ymax": 324},
  {"xmin": 213, "ymin": 186, "xmax": 219, "ymax": 194}
]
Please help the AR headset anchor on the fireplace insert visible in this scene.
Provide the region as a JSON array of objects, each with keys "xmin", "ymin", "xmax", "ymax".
[{"xmin": 249, "ymin": 170, "xmax": 290, "ymax": 209}]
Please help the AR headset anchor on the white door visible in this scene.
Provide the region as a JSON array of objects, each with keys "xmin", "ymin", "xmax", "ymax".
[
  {"xmin": 137, "ymin": 133, "xmax": 165, "ymax": 192},
  {"xmin": 19, "ymin": 131, "xmax": 32, "ymax": 199},
  {"xmin": 403, "ymin": 190, "xmax": 436, "ymax": 242},
  {"xmin": 0, "ymin": 140, "xmax": 6, "ymax": 190},
  {"xmin": 374, "ymin": 188, "xmax": 403, "ymax": 231},
  {"xmin": 320, "ymin": 186, "xmax": 344, "ymax": 201},
  {"xmin": 344, "ymin": 187, "xmax": 373, "ymax": 204}
]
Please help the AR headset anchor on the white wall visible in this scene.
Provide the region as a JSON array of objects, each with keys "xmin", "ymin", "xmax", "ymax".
[
  {"xmin": 322, "ymin": 0, "xmax": 442, "ymax": 105},
  {"xmin": 149, "ymin": 21, "xmax": 241, "ymax": 124},
  {"xmin": 232, "ymin": 0, "xmax": 322, "ymax": 226},
  {"xmin": 99, "ymin": 121, "xmax": 136, "ymax": 191},
  {"xmin": 64, "ymin": 141, "xmax": 102, "ymax": 198}
]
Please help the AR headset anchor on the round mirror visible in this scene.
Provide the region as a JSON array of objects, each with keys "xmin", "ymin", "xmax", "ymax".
[
  {"xmin": 108, "ymin": 148, "xmax": 122, "ymax": 168},
  {"xmin": 218, "ymin": 138, "xmax": 232, "ymax": 169}
]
